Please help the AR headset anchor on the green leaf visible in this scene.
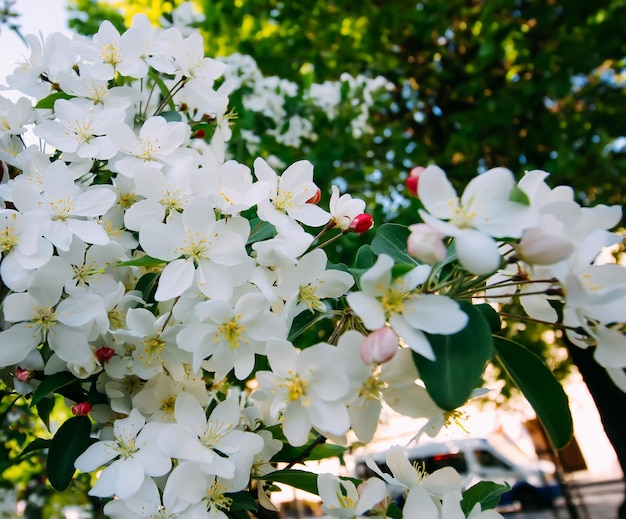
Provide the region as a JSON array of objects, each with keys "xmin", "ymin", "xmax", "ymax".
[
  {"xmin": 34, "ymin": 91, "xmax": 73, "ymax": 109},
  {"xmin": 475, "ymin": 303, "xmax": 501, "ymax": 333},
  {"xmin": 371, "ymin": 223, "xmax": 418, "ymax": 265},
  {"xmin": 494, "ymin": 336, "xmax": 573, "ymax": 449},
  {"xmin": 159, "ymin": 110, "xmax": 182, "ymax": 122},
  {"xmin": 116, "ymin": 255, "xmax": 167, "ymax": 267},
  {"xmin": 277, "ymin": 441, "xmax": 347, "ymax": 464},
  {"xmin": 386, "ymin": 502, "xmax": 403, "ymax": 519},
  {"xmin": 47, "ymin": 415, "xmax": 93, "ymax": 491},
  {"xmin": 461, "ymin": 481, "xmax": 511, "ymax": 514},
  {"xmin": 413, "ymin": 301, "xmax": 494, "ymax": 410},
  {"xmin": 254, "ymin": 469, "xmax": 319, "ymax": 496},
  {"xmin": 355, "ymin": 244, "xmax": 377, "ymax": 269},
  {"xmin": 247, "ymin": 219, "xmax": 277, "ymax": 244},
  {"xmin": 288, "ymin": 311, "xmax": 333, "ymax": 342},
  {"xmin": 36, "ymin": 396, "xmax": 55, "ymax": 430},
  {"xmin": 135, "ymin": 271, "xmax": 159, "ymax": 302},
  {"xmin": 509, "ymin": 185, "xmax": 531, "ymax": 205},
  {"xmin": 31, "ymin": 372, "xmax": 77, "ymax": 406},
  {"xmin": 17, "ymin": 438, "xmax": 51, "ymax": 460},
  {"xmin": 227, "ymin": 491, "xmax": 258, "ymax": 513}
]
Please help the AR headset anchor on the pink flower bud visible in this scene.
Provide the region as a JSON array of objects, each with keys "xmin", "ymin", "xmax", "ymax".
[
  {"xmin": 406, "ymin": 166, "xmax": 425, "ymax": 197},
  {"xmin": 348, "ymin": 213, "xmax": 374, "ymax": 234},
  {"xmin": 95, "ymin": 347, "xmax": 116, "ymax": 363},
  {"xmin": 407, "ymin": 223, "xmax": 447, "ymax": 263},
  {"xmin": 361, "ymin": 327, "xmax": 399, "ymax": 365},
  {"xmin": 71, "ymin": 402, "xmax": 92, "ymax": 416},
  {"xmin": 306, "ymin": 188, "xmax": 322, "ymax": 205},
  {"xmin": 15, "ymin": 367, "xmax": 34, "ymax": 383}
]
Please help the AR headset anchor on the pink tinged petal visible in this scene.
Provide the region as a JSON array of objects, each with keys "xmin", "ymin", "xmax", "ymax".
[
  {"xmin": 114, "ymin": 457, "xmax": 146, "ymax": 499},
  {"xmin": 74, "ymin": 441, "xmax": 118, "ymax": 472},
  {"xmin": 455, "ymin": 229, "xmax": 501, "ymax": 275},
  {"xmin": 403, "ymin": 295, "xmax": 467, "ymax": 335},
  {"xmin": 283, "ymin": 401, "xmax": 312, "ymax": 446},
  {"xmin": 154, "ymin": 258, "xmax": 195, "ymax": 300},
  {"xmin": 389, "ymin": 314, "xmax": 435, "ymax": 360},
  {"xmin": 175, "ymin": 392, "xmax": 208, "ymax": 435},
  {"xmin": 418, "ymin": 165, "xmax": 458, "ymax": 219},
  {"xmin": 346, "ymin": 292, "xmax": 386, "ymax": 330}
]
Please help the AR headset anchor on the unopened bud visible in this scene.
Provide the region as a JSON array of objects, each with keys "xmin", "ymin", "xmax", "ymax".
[
  {"xmin": 348, "ymin": 213, "xmax": 374, "ymax": 234},
  {"xmin": 361, "ymin": 327, "xmax": 399, "ymax": 364},
  {"xmin": 407, "ymin": 223, "xmax": 446, "ymax": 263},
  {"xmin": 95, "ymin": 347, "xmax": 116, "ymax": 363},
  {"xmin": 192, "ymin": 129, "xmax": 206, "ymax": 139},
  {"xmin": 306, "ymin": 188, "xmax": 322, "ymax": 205},
  {"xmin": 406, "ymin": 166, "xmax": 425, "ymax": 197},
  {"xmin": 71, "ymin": 402, "xmax": 92, "ymax": 416},
  {"xmin": 15, "ymin": 368, "xmax": 34, "ymax": 383}
]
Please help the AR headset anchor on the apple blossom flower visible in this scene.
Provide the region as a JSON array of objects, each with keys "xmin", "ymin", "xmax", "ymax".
[
  {"xmin": 252, "ymin": 338, "xmax": 352, "ymax": 446},
  {"xmin": 360, "ymin": 327, "xmax": 398, "ymax": 365},
  {"xmin": 317, "ymin": 472, "xmax": 387, "ymax": 518},
  {"xmin": 74, "ymin": 408, "xmax": 171, "ymax": 499},
  {"xmin": 346, "ymin": 254, "xmax": 468, "ymax": 360},
  {"xmin": 139, "ymin": 199, "xmax": 254, "ymax": 301},
  {"xmin": 254, "ymin": 157, "xmax": 330, "ymax": 233},
  {"xmin": 418, "ymin": 165, "xmax": 536, "ymax": 275},
  {"xmin": 176, "ymin": 290, "xmax": 287, "ymax": 379},
  {"xmin": 328, "ymin": 185, "xmax": 367, "ymax": 231}
]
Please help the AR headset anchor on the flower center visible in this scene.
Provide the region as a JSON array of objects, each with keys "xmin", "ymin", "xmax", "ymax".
[
  {"xmin": 0, "ymin": 226, "xmax": 18, "ymax": 253},
  {"xmin": 200, "ymin": 419, "xmax": 234, "ymax": 449},
  {"xmin": 381, "ymin": 288, "xmax": 405, "ymax": 316},
  {"xmin": 100, "ymin": 43, "xmax": 122, "ymax": 66},
  {"xmin": 49, "ymin": 197, "xmax": 76, "ymax": 221},
  {"xmin": 33, "ymin": 306, "xmax": 58, "ymax": 332},
  {"xmin": 216, "ymin": 316, "xmax": 246, "ymax": 350},
  {"xmin": 205, "ymin": 480, "xmax": 233, "ymax": 512},
  {"xmin": 113, "ymin": 437, "xmax": 138, "ymax": 460},
  {"xmin": 298, "ymin": 284, "xmax": 324, "ymax": 312},
  {"xmin": 141, "ymin": 335, "xmax": 166, "ymax": 363},
  {"xmin": 285, "ymin": 374, "xmax": 308, "ymax": 403}
]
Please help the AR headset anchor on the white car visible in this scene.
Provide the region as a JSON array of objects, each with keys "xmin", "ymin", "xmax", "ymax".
[{"xmin": 354, "ymin": 437, "xmax": 561, "ymax": 511}]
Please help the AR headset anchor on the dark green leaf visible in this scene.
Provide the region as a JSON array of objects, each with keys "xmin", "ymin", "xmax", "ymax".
[
  {"xmin": 34, "ymin": 92, "xmax": 73, "ymax": 109},
  {"xmin": 247, "ymin": 219, "xmax": 276, "ymax": 244},
  {"xmin": 494, "ymin": 336, "xmax": 572, "ymax": 449},
  {"xmin": 475, "ymin": 303, "xmax": 502, "ymax": 333},
  {"xmin": 355, "ymin": 244, "xmax": 377, "ymax": 269},
  {"xmin": 461, "ymin": 481, "xmax": 511, "ymax": 515},
  {"xmin": 47, "ymin": 415, "xmax": 92, "ymax": 491},
  {"xmin": 254, "ymin": 469, "xmax": 319, "ymax": 496},
  {"xmin": 116, "ymin": 256, "xmax": 167, "ymax": 267},
  {"xmin": 31, "ymin": 372, "xmax": 77, "ymax": 406},
  {"xmin": 17, "ymin": 438, "xmax": 51, "ymax": 459},
  {"xmin": 135, "ymin": 271, "xmax": 159, "ymax": 302},
  {"xmin": 159, "ymin": 110, "xmax": 182, "ymax": 122},
  {"xmin": 413, "ymin": 301, "xmax": 494, "ymax": 410},
  {"xmin": 386, "ymin": 502, "xmax": 403, "ymax": 519},
  {"xmin": 371, "ymin": 223, "xmax": 418, "ymax": 265},
  {"xmin": 36, "ymin": 396, "xmax": 55, "ymax": 430},
  {"xmin": 288, "ymin": 311, "xmax": 333, "ymax": 342},
  {"xmin": 228, "ymin": 491, "xmax": 258, "ymax": 512}
]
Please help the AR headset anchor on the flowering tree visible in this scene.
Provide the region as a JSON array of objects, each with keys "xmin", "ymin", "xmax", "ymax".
[{"xmin": 1, "ymin": 8, "xmax": 625, "ymax": 519}]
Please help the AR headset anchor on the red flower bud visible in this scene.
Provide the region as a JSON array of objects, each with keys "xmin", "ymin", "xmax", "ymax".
[
  {"xmin": 306, "ymin": 188, "xmax": 322, "ymax": 205},
  {"xmin": 348, "ymin": 213, "xmax": 374, "ymax": 234},
  {"xmin": 192, "ymin": 129, "xmax": 206, "ymax": 139},
  {"xmin": 95, "ymin": 347, "xmax": 116, "ymax": 363},
  {"xmin": 406, "ymin": 166, "xmax": 425, "ymax": 197},
  {"xmin": 71, "ymin": 402, "xmax": 92, "ymax": 416},
  {"xmin": 15, "ymin": 367, "xmax": 34, "ymax": 383}
]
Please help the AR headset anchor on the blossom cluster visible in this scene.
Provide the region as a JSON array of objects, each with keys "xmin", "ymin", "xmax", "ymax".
[{"xmin": 0, "ymin": 7, "xmax": 624, "ymax": 519}]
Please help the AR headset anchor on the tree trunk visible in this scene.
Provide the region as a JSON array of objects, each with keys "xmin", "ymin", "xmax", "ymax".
[{"xmin": 566, "ymin": 340, "xmax": 626, "ymax": 519}]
